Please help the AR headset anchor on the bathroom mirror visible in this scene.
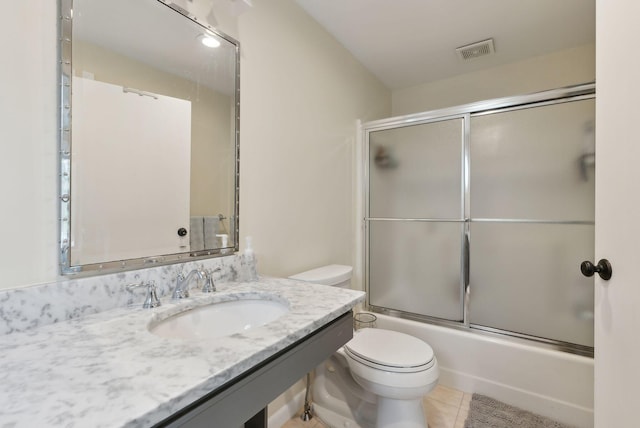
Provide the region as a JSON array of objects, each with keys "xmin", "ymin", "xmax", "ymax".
[{"xmin": 59, "ymin": 0, "xmax": 240, "ymax": 274}]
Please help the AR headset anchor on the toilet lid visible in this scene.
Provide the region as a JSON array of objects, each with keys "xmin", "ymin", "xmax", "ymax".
[
  {"xmin": 344, "ymin": 328, "xmax": 435, "ymax": 372},
  {"xmin": 288, "ymin": 264, "xmax": 352, "ymax": 286}
]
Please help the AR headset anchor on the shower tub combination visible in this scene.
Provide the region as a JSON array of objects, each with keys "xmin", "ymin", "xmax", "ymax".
[{"xmin": 361, "ymin": 83, "xmax": 596, "ymax": 427}]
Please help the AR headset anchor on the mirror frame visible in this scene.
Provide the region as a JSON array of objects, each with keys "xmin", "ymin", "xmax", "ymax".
[{"xmin": 58, "ymin": 0, "xmax": 241, "ymax": 275}]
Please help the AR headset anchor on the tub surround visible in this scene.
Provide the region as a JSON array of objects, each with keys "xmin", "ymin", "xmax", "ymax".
[{"xmin": 0, "ymin": 255, "xmax": 365, "ymax": 427}]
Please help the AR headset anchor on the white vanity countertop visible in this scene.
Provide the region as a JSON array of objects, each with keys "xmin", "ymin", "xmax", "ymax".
[{"xmin": 0, "ymin": 277, "xmax": 365, "ymax": 427}]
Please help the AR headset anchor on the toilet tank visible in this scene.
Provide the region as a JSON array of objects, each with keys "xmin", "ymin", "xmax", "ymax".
[{"xmin": 289, "ymin": 264, "xmax": 353, "ymax": 288}]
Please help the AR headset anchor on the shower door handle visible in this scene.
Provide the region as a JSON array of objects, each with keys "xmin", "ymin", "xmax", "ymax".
[
  {"xmin": 463, "ymin": 233, "xmax": 470, "ymax": 289},
  {"xmin": 580, "ymin": 259, "xmax": 613, "ymax": 280}
]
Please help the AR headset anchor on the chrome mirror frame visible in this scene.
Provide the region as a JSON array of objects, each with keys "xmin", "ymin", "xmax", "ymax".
[{"xmin": 58, "ymin": 0, "xmax": 240, "ymax": 275}]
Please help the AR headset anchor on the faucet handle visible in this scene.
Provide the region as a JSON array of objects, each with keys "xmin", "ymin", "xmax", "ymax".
[
  {"xmin": 142, "ymin": 281, "xmax": 162, "ymax": 308},
  {"xmin": 202, "ymin": 268, "xmax": 221, "ymax": 293},
  {"xmin": 127, "ymin": 281, "xmax": 162, "ymax": 309}
]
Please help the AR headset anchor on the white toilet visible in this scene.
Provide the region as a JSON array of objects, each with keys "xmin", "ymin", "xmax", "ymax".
[{"xmin": 289, "ymin": 265, "xmax": 439, "ymax": 428}]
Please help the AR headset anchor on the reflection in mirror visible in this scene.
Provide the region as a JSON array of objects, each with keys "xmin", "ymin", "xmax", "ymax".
[{"xmin": 59, "ymin": 0, "xmax": 239, "ymax": 274}]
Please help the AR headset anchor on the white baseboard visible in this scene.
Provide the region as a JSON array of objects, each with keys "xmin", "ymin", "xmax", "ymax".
[{"xmin": 268, "ymin": 388, "xmax": 307, "ymax": 428}]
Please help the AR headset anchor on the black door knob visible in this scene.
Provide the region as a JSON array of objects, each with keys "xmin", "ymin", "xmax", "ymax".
[
  {"xmin": 580, "ymin": 259, "xmax": 612, "ymax": 280},
  {"xmin": 177, "ymin": 227, "xmax": 188, "ymax": 237}
]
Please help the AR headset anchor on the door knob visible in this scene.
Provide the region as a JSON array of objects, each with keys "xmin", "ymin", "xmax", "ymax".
[
  {"xmin": 177, "ymin": 227, "xmax": 188, "ymax": 237},
  {"xmin": 580, "ymin": 259, "xmax": 613, "ymax": 280}
]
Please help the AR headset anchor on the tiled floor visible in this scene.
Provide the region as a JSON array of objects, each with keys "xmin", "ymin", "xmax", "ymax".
[{"xmin": 281, "ymin": 384, "xmax": 471, "ymax": 428}]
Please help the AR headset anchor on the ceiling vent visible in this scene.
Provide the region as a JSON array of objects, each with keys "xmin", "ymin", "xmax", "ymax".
[{"xmin": 456, "ymin": 38, "xmax": 495, "ymax": 61}]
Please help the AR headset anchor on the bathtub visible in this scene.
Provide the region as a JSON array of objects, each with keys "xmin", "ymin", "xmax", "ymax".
[{"xmin": 373, "ymin": 312, "xmax": 594, "ymax": 428}]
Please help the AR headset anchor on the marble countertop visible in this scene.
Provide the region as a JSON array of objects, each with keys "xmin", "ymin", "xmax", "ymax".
[{"xmin": 0, "ymin": 277, "xmax": 365, "ymax": 427}]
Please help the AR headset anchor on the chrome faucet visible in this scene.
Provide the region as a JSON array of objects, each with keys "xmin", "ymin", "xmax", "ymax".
[
  {"xmin": 172, "ymin": 269, "xmax": 206, "ymax": 299},
  {"xmin": 201, "ymin": 267, "xmax": 222, "ymax": 293}
]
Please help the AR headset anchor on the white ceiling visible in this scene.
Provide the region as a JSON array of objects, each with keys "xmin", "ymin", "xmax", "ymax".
[{"xmin": 295, "ymin": 0, "xmax": 595, "ymax": 90}]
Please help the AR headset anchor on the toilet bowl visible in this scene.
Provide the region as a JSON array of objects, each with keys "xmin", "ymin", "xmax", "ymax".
[
  {"xmin": 345, "ymin": 328, "xmax": 439, "ymax": 427},
  {"xmin": 289, "ymin": 265, "xmax": 439, "ymax": 428}
]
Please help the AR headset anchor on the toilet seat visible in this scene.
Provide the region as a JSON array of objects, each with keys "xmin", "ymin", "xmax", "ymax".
[{"xmin": 344, "ymin": 328, "xmax": 435, "ymax": 373}]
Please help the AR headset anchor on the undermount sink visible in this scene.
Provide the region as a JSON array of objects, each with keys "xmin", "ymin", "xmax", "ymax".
[{"xmin": 149, "ymin": 297, "xmax": 289, "ymax": 341}]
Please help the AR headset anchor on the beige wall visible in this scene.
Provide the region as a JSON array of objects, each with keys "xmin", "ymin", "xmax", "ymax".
[
  {"xmin": 0, "ymin": 1, "xmax": 58, "ymax": 287},
  {"xmin": 233, "ymin": 0, "xmax": 391, "ymax": 277},
  {"xmin": 392, "ymin": 43, "xmax": 595, "ymax": 116}
]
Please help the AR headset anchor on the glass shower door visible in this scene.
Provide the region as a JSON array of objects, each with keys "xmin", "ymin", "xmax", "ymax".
[
  {"xmin": 364, "ymin": 85, "xmax": 595, "ymax": 352},
  {"xmin": 367, "ymin": 118, "xmax": 465, "ymax": 321},
  {"xmin": 469, "ymin": 99, "xmax": 595, "ymax": 347}
]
